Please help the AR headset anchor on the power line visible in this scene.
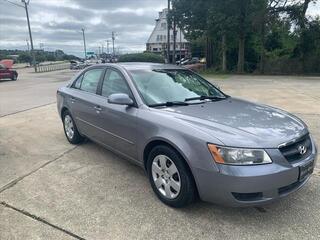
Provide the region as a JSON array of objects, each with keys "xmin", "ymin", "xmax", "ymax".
[
  {"xmin": 2, "ymin": 0, "xmax": 37, "ymax": 71},
  {"xmin": 2, "ymin": 0, "xmax": 24, "ymax": 8}
]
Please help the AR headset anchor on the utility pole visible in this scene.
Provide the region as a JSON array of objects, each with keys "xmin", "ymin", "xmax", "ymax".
[
  {"xmin": 21, "ymin": 0, "xmax": 37, "ymax": 72},
  {"xmin": 106, "ymin": 40, "xmax": 110, "ymax": 54},
  {"xmin": 167, "ymin": 0, "xmax": 171, "ymax": 63},
  {"xmin": 179, "ymin": 29, "xmax": 182, "ymax": 65},
  {"xmin": 81, "ymin": 28, "xmax": 87, "ymax": 60},
  {"xmin": 172, "ymin": 18, "xmax": 176, "ymax": 64},
  {"xmin": 112, "ymin": 32, "xmax": 115, "ymax": 57}
]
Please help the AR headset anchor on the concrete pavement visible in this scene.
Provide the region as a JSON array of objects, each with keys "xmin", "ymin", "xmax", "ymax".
[{"xmin": 0, "ymin": 70, "xmax": 319, "ymax": 239}]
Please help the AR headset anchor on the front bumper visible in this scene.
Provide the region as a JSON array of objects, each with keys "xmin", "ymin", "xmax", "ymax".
[{"xmin": 193, "ymin": 138, "xmax": 318, "ymax": 207}]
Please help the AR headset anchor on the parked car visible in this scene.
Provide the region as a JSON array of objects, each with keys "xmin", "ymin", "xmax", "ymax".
[
  {"xmin": 180, "ymin": 58, "xmax": 191, "ymax": 65},
  {"xmin": 57, "ymin": 63, "xmax": 317, "ymax": 207},
  {"xmin": 70, "ymin": 60, "xmax": 86, "ymax": 70},
  {"xmin": 176, "ymin": 57, "xmax": 187, "ymax": 65},
  {"xmin": 181, "ymin": 57, "xmax": 200, "ymax": 65},
  {"xmin": 0, "ymin": 60, "xmax": 18, "ymax": 81}
]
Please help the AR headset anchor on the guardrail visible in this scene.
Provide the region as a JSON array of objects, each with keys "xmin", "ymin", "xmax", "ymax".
[{"xmin": 36, "ymin": 62, "xmax": 70, "ymax": 73}]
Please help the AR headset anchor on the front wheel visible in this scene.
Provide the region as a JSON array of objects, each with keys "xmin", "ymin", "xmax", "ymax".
[
  {"xmin": 147, "ymin": 145, "xmax": 197, "ymax": 208},
  {"xmin": 11, "ymin": 74, "xmax": 17, "ymax": 81},
  {"xmin": 62, "ymin": 111, "xmax": 84, "ymax": 144}
]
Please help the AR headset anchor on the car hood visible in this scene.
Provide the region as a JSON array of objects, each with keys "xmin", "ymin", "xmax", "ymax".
[{"xmin": 159, "ymin": 97, "xmax": 308, "ymax": 148}]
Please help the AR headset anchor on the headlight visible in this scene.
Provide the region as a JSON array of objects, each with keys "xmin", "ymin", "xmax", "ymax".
[{"xmin": 208, "ymin": 144, "xmax": 272, "ymax": 165}]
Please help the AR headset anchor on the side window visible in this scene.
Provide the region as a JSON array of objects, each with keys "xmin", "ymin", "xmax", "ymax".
[
  {"xmin": 80, "ymin": 68, "xmax": 104, "ymax": 94},
  {"xmin": 101, "ymin": 69, "xmax": 132, "ymax": 98},
  {"xmin": 73, "ymin": 75, "xmax": 83, "ymax": 89}
]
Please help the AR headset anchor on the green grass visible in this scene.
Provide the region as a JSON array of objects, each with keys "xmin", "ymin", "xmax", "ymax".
[
  {"xmin": 198, "ymin": 72, "xmax": 230, "ymax": 80},
  {"xmin": 197, "ymin": 68, "xmax": 231, "ymax": 80}
]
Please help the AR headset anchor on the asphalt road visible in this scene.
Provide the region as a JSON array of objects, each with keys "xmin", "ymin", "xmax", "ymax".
[
  {"xmin": 0, "ymin": 67, "xmax": 75, "ymax": 117},
  {"xmin": 0, "ymin": 69, "xmax": 319, "ymax": 239}
]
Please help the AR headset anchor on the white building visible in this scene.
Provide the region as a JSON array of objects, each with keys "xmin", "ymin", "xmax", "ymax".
[{"xmin": 146, "ymin": 8, "xmax": 190, "ymax": 61}]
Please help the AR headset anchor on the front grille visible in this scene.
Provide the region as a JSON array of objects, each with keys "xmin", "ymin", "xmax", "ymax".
[{"xmin": 279, "ymin": 134, "xmax": 312, "ymax": 163}]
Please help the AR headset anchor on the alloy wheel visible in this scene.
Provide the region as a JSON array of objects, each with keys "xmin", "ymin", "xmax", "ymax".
[
  {"xmin": 64, "ymin": 115, "xmax": 74, "ymax": 140},
  {"xmin": 151, "ymin": 154, "xmax": 181, "ymax": 199}
]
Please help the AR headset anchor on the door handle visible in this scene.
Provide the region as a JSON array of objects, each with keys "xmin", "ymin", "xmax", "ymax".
[
  {"xmin": 94, "ymin": 105, "xmax": 102, "ymax": 112},
  {"xmin": 70, "ymin": 97, "xmax": 76, "ymax": 103}
]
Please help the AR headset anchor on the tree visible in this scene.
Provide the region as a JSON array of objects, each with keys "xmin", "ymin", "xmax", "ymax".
[
  {"xmin": 170, "ymin": 0, "xmax": 212, "ymax": 67},
  {"xmin": 18, "ymin": 52, "xmax": 32, "ymax": 64},
  {"xmin": 172, "ymin": 0, "xmax": 257, "ymax": 73},
  {"xmin": 170, "ymin": 0, "xmax": 318, "ymax": 74},
  {"xmin": 207, "ymin": 0, "xmax": 237, "ymax": 71}
]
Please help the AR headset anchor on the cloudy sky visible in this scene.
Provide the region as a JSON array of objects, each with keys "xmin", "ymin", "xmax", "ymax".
[
  {"xmin": 0, "ymin": 0, "xmax": 319, "ymax": 57},
  {"xmin": 0, "ymin": 0, "xmax": 167, "ymax": 56}
]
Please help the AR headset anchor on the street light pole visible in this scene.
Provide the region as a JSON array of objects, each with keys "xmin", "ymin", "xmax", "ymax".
[
  {"xmin": 112, "ymin": 32, "xmax": 115, "ymax": 57},
  {"xmin": 106, "ymin": 40, "xmax": 110, "ymax": 54},
  {"xmin": 21, "ymin": 0, "xmax": 37, "ymax": 72},
  {"xmin": 81, "ymin": 28, "xmax": 87, "ymax": 60}
]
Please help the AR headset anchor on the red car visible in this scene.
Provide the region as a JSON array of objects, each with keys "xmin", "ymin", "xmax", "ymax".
[{"xmin": 0, "ymin": 59, "xmax": 18, "ymax": 81}]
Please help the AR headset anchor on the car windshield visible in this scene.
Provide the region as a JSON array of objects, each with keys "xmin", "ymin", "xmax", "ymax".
[{"xmin": 129, "ymin": 69, "xmax": 226, "ymax": 106}]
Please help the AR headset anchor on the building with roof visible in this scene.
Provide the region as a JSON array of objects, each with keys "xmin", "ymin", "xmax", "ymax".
[{"xmin": 146, "ymin": 8, "xmax": 190, "ymax": 62}]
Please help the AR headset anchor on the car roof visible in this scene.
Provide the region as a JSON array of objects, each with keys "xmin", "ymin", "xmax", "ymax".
[{"xmin": 93, "ymin": 62, "xmax": 186, "ymax": 71}]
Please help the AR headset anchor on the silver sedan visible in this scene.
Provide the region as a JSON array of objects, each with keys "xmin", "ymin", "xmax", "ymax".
[{"xmin": 57, "ymin": 63, "xmax": 317, "ymax": 207}]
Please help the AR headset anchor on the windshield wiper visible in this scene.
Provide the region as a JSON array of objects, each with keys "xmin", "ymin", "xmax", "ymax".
[
  {"xmin": 184, "ymin": 95, "xmax": 227, "ymax": 102},
  {"xmin": 149, "ymin": 101, "xmax": 189, "ymax": 108}
]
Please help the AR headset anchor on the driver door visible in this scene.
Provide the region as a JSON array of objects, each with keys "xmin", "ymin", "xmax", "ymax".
[{"xmin": 93, "ymin": 68, "xmax": 138, "ymax": 160}]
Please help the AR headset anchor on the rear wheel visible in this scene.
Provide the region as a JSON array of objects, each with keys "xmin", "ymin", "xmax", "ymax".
[
  {"xmin": 62, "ymin": 111, "xmax": 83, "ymax": 144},
  {"xmin": 147, "ymin": 145, "xmax": 197, "ymax": 208}
]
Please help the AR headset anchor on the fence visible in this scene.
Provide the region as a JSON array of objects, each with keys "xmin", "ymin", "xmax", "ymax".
[{"xmin": 36, "ymin": 62, "xmax": 70, "ymax": 73}]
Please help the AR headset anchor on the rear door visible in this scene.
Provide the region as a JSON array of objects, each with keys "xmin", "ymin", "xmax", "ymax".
[
  {"xmin": 68, "ymin": 67, "xmax": 106, "ymax": 140},
  {"xmin": 93, "ymin": 68, "xmax": 138, "ymax": 160}
]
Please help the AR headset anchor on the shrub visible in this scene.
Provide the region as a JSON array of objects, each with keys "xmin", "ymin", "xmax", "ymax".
[{"xmin": 118, "ymin": 52, "xmax": 165, "ymax": 63}]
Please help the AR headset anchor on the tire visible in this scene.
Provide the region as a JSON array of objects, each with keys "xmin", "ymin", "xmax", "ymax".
[
  {"xmin": 62, "ymin": 110, "xmax": 84, "ymax": 144},
  {"xmin": 11, "ymin": 73, "xmax": 17, "ymax": 81},
  {"xmin": 147, "ymin": 145, "xmax": 197, "ymax": 208}
]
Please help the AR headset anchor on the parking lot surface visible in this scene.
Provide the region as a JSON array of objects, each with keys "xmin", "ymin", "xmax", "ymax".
[
  {"xmin": 0, "ymin": 69, "xmax": 319, "ymax": 239},
  {"xmin": 0, "ymin": 67, "xmax": 75, "ymax": 117}
]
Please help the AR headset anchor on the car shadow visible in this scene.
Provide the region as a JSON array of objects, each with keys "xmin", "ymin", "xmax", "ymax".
[
  {"xmin": 0, "ymin": 79, "xmax": 14, "ymax": 83},
  {"xmin": 81, "ymin": 139, "xmax": 317, "ymax": 221}
]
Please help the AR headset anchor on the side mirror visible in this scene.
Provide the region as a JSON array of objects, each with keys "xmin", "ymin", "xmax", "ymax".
[{"xmin": 108, "ymin": 93, "xmax": 134, "ymax": 106}]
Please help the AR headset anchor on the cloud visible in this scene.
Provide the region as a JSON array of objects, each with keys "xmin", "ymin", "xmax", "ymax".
[
  {"xmin": 0, "ymin": 0, "xmax": 166, "ymax": 56},
  {"xmin": 2, "ymin": 0, "xmax": 319, "ymax": 57}
]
